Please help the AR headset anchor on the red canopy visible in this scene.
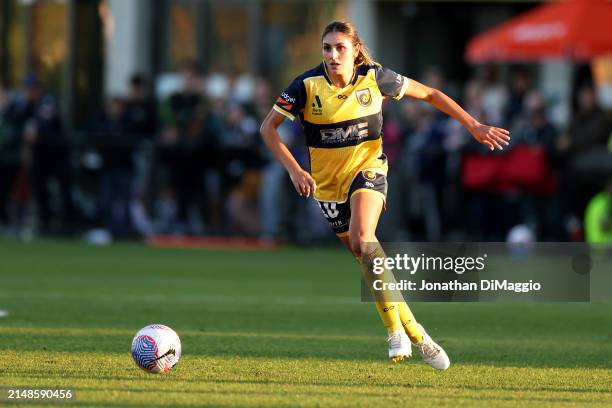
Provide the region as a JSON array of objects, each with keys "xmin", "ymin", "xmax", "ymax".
[{"xmin": 465, "ymin": 0, "xmax": 612, "ymax": 63}]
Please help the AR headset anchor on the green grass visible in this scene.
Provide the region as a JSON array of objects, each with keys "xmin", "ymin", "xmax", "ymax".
[{"xmin": 0, "ymin": 240, "xmax": 611, "ymax": 407}]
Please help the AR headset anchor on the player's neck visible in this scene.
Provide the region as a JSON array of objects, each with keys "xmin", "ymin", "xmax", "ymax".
[{"xmin": 328, "ymin": 66, "xmax": 355, "ymax": 88}]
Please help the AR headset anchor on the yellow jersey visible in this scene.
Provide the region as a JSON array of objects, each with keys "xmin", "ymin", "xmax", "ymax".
[{"xmin": 273, "ymin": 62, "xmax": 409, "ymax": 203}]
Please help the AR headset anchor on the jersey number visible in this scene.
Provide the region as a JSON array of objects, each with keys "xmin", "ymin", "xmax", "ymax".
[{"xmin": 320, "ymin": 202, "xmax": 340, "ymax": 219}]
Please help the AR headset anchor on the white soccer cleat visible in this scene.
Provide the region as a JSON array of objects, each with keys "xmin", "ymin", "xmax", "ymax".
[
  {"xmin": 388, "ymin": 329, "xmax": 412, "ymax": 362},
  {"xmin": 414, "ymin": 323, "xmax": 450, "ymax": 370}
]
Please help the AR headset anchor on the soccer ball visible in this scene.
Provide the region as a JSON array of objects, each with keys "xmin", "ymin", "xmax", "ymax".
[{"xmin": 131, "ymin": 324, "xmax": 181, "ymax": 374}]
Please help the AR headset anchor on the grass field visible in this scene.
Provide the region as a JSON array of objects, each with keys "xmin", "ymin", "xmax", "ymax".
[{"xmin": 0, "ymin": 239, "xmax": 611, "ymax": 407}]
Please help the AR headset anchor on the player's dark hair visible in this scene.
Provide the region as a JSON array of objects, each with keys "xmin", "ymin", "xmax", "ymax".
[{"xmin": 322, "ymin": 21, "xmax": 379, "ymax": 67}]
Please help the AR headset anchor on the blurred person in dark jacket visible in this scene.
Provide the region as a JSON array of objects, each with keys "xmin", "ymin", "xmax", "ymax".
[
  {"xmin": 220, "ymin": 100, "xmax": 266, "ymax": 236},
  {"xmin": 515, "ymin": 91, "xmax": 558, "ymax": 155},
  {"xmin": 406, "ymin": 103, "xmax": 448, "ymax": 241},
  {"xmin": 504, "ymin": 67, "xmax": 531, "ymax": 129},
  {"xmin": 561, "ymin": 84, "xmax": 610, "ymax": 155},
  {"xmin": 89, "ymin": 97, "xmax": 134, "ymax": 236},
  {"xmin": 12, "ymin": 73, "xmax": 75, "ymax": 233},
  {"xmin": 125, "ymin": 74, "xmax": 157, "ymax": 141},
  {"xmin": 513, "ymin": 91, "xmax": 562, "ymax": 239},
  {"xmin": 125, "ymin": 73, "xmax": 157, "ymax": 236},
  {"xmin": 0, "ymin": 83, "xmax": 22, "ymax": 231},
  {"xmin": 558, "ymin": 83, "xmax": 612, "ymax": 227},
  {"xmin": 158, "ymin": 60, "xmax": 207, "ymax": 233}
]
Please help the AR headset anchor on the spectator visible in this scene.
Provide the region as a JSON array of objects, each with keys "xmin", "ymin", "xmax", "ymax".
[
  {"xmin": 458, "ymin": 77, "xmax": 513, "ymax": 241},
  {"xmin": 562, "ymin": 84, "xmax": 610, "ymax": 155},
  {"xmin": 401, "ymin": 101, "xmax": 447, "ymax": 241},
  {"xmin": 124, "ymin": 73, "xmax": 157, "ymax": 236},
  {"xmin": 89, "ymin": 97, "xmax": 134, "ymax": 237},
  {"xmin": 515, "ymin": 91, "xmax": 558, "ymax": 154},
  {"xmin": 0, "ymin": 83, "xmax": 21, "ymax": 231},
  {"xmin": 125, "ymin": 74, "xmax": 157, "ymax": 142},
  {"xmin": 504, "ymin": 67, "xmax": 531, "ymax": 128},
  {"xmin": 479, "ymin": 64, "xmax": 508, "ymax": 126},
  {"xmin": 560, "ymin": 83, "xmax": 612, "ymax": 220},
  {"xmin": 157, "ymin": 60, "xmax": 208, "ymax": 233},
  {"xmin": 219, "ymin": 101, "xmax": 266, "ymax": 236},
  {"xmin": 514, "ymin": 91, "xmax": 562, "ymax": 239},
  {"xmin": 9, "ymin": 73, "xmax": 75, "ymax": 233},
  {"xmin": 446, "ymin": 79, "xmax": 488, "ymax": 152}
]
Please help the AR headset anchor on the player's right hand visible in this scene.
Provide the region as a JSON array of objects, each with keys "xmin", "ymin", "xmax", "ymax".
[{"xmin": 289, "ymin": 168, "xmax": 317, "ymax": 197}]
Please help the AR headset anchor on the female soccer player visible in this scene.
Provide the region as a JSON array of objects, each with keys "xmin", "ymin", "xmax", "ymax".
[{"xmin": 260, "ymin": 21, "xmax": 510, "ymax": 370}]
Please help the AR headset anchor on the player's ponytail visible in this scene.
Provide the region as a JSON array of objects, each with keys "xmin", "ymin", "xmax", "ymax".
[{"xmin": 322, "ymin": 21, "xmax": 380, "ymax": 67}]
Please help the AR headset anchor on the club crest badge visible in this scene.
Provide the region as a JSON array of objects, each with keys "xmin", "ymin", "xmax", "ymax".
[
  {"xmin": 363, "ymin": 170, "xmax": 377, "ymax": 181},
  {"xmin": 356, "ymin": 88, "xmax": 372, "ymax": 107}
]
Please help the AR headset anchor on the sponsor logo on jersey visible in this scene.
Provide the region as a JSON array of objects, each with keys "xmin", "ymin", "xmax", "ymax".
[
  {"xmin": 320, "ymin": 122, "xmax": 368, "ymax": 144},
  {"xmin": 311, "ymin": 95, "xmax": 323, "ymax": 116},
  {"xmin": 363, "ymin": 170, "xmax": 377, "ymax": 181},
  {"xmin": 356, "ymin": 88, "xmax": 372, "ymax": 107},
  {"xmin": 281, "ymin": 92, "xmax": 296, "ymax": 104}
]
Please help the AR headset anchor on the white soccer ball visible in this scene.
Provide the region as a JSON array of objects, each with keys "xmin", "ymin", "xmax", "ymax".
[{"xmin": 131, "ymin": 324, "xmax": 182, "ymax": 374}]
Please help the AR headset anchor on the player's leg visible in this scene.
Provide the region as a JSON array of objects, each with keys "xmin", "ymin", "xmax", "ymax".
[
  {"xmin": 337, "ymin": 231, "xmax": 403, "ymax": 335},
  {"xmin": 346, "ymin": 191, "xmax": 413, "ymax": 361},
  {"xmin": 322, "ymin": 194, "xmax": 407, "ymax": 361},
  {"xmin": 318, "ymin": 180, "xmax": 448, "ymax": 366},
  {"xmin": 348, "ymin": 190, "xmax": 450, "ymax": 370},
  {"xmin": 345, "ymin": 188, "xmax": 423, "ymax": 341},
  {"xmin": 348, "ymin": 194, "xmax": 450, "ymax": 370},
  {"xmin": 344, "ymin": 192, "xmax": 403, "ymax": 332}
]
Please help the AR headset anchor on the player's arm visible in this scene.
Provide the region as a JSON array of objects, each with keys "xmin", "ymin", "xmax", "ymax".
[
  {"xmin": 260, "ymin": 109, "xmax": 317, "ymax": 197},
  {"xmin": 404, "ymin": 79, "xmax": 511, "ymax": 151}
]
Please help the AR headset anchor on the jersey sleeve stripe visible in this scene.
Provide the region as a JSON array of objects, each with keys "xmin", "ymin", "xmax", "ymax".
[
  {"xmin": 273, "ymin": 105, "xmax": 295, "ymax": 121},
  {"xmin": 394, "ymin": 76, "xmax": 410, "ymax": 100}
]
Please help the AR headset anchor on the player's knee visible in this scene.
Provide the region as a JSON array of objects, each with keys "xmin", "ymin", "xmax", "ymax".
[{"xmin": 349, "ymin": 231, "xmax": 374, "ymax": 259}]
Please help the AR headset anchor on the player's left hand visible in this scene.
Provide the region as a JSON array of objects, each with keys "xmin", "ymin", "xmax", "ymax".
[{"xmin": 471, "ymin": 123, "xmax": 511, "ymax": 151}]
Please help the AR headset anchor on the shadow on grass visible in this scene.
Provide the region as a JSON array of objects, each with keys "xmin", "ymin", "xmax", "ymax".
[{"xmin": 1, "ymin": 329, "xmax": 611, "ymax": 369}]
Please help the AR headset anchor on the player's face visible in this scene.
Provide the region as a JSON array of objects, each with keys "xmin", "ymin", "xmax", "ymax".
[{"xmin": 322, "ymin": 32, "xmax": 357, "ymax": 75}]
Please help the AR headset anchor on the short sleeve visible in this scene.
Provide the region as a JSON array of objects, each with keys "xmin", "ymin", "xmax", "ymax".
[
  {"xmin": 375, "ymin": 66, "xmax": 410, "ymax": 100},
  {"xmin": 273, "ymin": 77, "xmax": 306, "ymax": 121}
]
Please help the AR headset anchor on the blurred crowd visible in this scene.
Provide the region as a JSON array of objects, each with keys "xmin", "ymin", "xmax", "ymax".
[
  {"xmin": 0, "ymin": 61, "xmax": 610, "ymax": 244},
  {"xmin": 379, "ymin": 65, "xmax": 611, "ymax": 243}
]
